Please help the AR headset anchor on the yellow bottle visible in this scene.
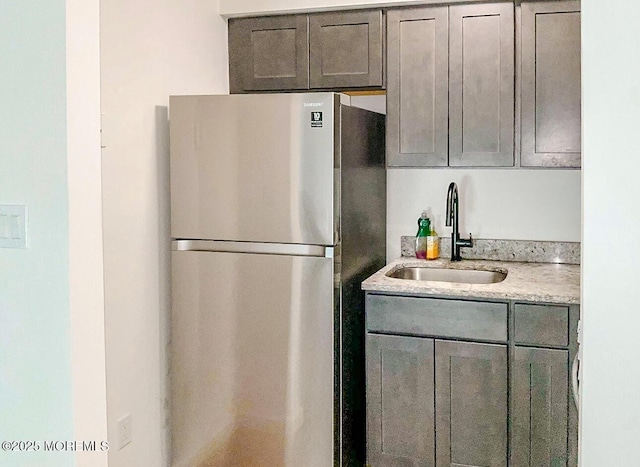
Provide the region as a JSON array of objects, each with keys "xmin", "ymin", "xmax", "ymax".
[{"xmin": 426, "ymin": 226, "xmax": 439, "ymax": 260}]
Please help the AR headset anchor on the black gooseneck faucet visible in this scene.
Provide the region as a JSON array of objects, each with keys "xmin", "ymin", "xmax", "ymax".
[{"xmin": 446, "ymin": 182, "xmax": 473, "ymax": 261}]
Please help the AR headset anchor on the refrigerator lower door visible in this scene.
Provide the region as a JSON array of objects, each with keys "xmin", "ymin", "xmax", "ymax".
[{"xmin": 171, "ymin": 249, "xmax": 334, "ymax": 467}]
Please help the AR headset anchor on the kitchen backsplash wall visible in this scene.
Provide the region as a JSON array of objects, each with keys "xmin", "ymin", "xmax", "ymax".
[
  {"xmin": 387, "ymin": 168, "xmax": 581, "ymax": 262},
  {"xmin": 400, "ymin": 237, "xmax": 580, "ymax": 264},
  {"xmin": 347, "ymin": 95, "xmax": 582, "ymax": 263}
]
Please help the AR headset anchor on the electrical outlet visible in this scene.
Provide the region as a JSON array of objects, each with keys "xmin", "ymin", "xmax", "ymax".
[{"xmin": 117, "ymin": 413, "xmax": 132, "ymax": 450}]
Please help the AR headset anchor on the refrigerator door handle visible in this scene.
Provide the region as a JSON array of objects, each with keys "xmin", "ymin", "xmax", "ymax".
[{"xmin": 173, "ymin": 239, "xmax": 333, "ymax": 258}]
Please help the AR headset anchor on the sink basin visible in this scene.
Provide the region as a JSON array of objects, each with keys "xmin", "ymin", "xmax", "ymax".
[{"xmin": 386, "ymin": 266, "xmax": 507, "ymax": 284}]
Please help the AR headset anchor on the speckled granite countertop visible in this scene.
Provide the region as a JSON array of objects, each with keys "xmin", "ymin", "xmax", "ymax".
[{"xmin": 361, "ymin": 258, "xmax": 580, "ymax": 304}]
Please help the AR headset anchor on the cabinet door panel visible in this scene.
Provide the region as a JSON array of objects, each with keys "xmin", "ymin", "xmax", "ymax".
[
  {"xmin": 387, "ymin": 7, "xmax": 448, "ymax": 167},
  {"xmin": 366, "ymin": 334, "xmax": 435, "ymax": 466},
  {"xmin": 521, "ymin": 1, "xmax": 581, "ymax": 167},
  {"xmin": 228, "ymin": 15, "xmax": 309, "ymax": 92},
  {"xmin": 512, "ymin": 347, "xmax": 569, "ymax": 467},
  {"xmin": 449, "ymin": 3, "xmax": 514, "ymax": 167},
  {"xmin": 435, "ymin": 340, "xmax": 508, "ymax": 467},
  {"xmin": 309, "ymin": 10, "xmax": 383, "ymax": 89}
]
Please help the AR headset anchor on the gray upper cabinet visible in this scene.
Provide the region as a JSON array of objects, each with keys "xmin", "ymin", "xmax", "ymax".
[
  {"xmin": 387, "ymin": 3, "xmax": 514, "ymax": 167},
  {"xmin": 449, "ymin": 3, "xmax": 515, "ymax": 167},
  {"xmin": 520, "ymin": 1, "xmax": 581, "ymax": 167},
  {"xmin": 309, "ymin": 10, "xmax": 383, "ymax": 89},
  {"xmin": 229, "ymin": 10, "xmax": 383, "ymax": 93},
  {"xmin": 228, "ymin": 15, "xmax": 309, "ymax": 92},
  {"xmin": 386, "ymin": 7, "xmax": 449, "ymax": 167}
]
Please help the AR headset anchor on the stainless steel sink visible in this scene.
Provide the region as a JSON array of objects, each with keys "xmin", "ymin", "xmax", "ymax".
[{"xmin": 386, "ymin": 266, "xmax": 507, "ymax": 284}]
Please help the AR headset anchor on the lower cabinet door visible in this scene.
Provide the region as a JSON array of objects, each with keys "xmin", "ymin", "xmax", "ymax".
[
  {"xmin": 512, "ymin": 347, "xmax": 570, "ymax": 467},
  {"xmin": 435, "ymin": 340, "xmax": 508, "ymax": 467},
  {"xmin": 366, "ymin": 334, "xmax": 435, "ymax": 466}
]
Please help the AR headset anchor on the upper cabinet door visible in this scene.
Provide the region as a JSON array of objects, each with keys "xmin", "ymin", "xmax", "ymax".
[
  {"xmin": 228, "ymin": 15, "xmax": 309, "ymax": 93},
  {"xmin": 521, "ymin": 1, "xmax": 581, "ymax": 167},
  {"xmin": 449, "ymin": 3, "xmax": 515, "ymax": 167},
  {"xmin": 309, "ymin": 10, "xmax": 383, "ymax": 89},
  {"xmin": 386, "ymin": 7, "xmax": 449, "ymax": 167}
]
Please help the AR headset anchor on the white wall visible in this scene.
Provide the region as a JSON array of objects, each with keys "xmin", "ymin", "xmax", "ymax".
[
  {"xmin": 387, "ymin": 169, "xmax": 581, "ymax": 260},
  {"xmin": 1, "ymin": 3, "xmax": 108, "ymax": 466},
  {"xmin": 0, "ymin": 2, "xmax": 75, "ymax": 466},
  {"xmin": 100, "ymin": 0, "xmax": 229, "ymax": 465},
  {"xmin": 67, "ymin": 0, "xmax": 109, "ymax": 465},
  {"xmin": 581, "ymin": 0, "xmax": 640, "ymax": 464}
]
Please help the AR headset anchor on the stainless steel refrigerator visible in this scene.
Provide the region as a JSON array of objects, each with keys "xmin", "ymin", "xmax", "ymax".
[{"xmin": 169, "ymin": 93, "xmax": 385, "ymax": 467}]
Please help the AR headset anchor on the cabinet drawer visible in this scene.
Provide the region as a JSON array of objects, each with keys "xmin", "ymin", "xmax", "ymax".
[
  {"xmin": 366, "ymin": 295, "xmax": 508, "ymax": 341},
  {"xmin": 514, "ymin": 304, "xmax": 569, "ymax": 346}
]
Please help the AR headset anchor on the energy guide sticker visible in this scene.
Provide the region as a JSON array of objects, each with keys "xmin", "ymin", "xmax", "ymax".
[{"xmin": 311, "ymin": 111, "xmax": 323, "ymax": 128}]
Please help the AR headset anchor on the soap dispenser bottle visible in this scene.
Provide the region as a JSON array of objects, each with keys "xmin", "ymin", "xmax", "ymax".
[
  {"xmin": 426, "ymin": 224, "xmax": 439, "ymax": 260},
  {"xmin": 415, "ymin": 211, "xmax": 431, "ymax": 259}
]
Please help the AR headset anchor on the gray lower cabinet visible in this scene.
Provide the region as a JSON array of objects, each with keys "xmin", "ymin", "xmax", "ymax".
[
  {"xmin": 520, "ymin": 1, "xmax": 581, "ymax": 167},
  {"xmin": 514, "ymin": 303, "xmax": 569, "ymax": 347},
  {"xmin": 387, "ymin": 3, "xmax": 514, "ymax": 168},
  {"xmin": 512, "ymin": 347, "xmax": 569, "ymax": 467},
  {"xmin": 366, "ymin": 335, "xmax": 508, "ymax": 467},
  {"xmin": 366, "ymin": 334, "xmax": 435, "ymax": 466},
  {"xmin": 229, "ymin": 10, "xmax": 383, "ymax": 93},
  {"xmin": 512, "ymin": 303, "xmax": 579, "ymax": 467},
  {"xmin": 365, "ymin": 294, "xmax": 579, "ymax": 467},
  {"xmin": 435, "ymin": 340, "xmax": 508, "ymax": 467}
]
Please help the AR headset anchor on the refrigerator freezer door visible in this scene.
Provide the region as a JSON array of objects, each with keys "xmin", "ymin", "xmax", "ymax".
[
  {"xmin": 170, "ymin": 250, "xmax": 334, "ymax": 467},
  {"xmin": 170, "ymin": 93, "xmax": 337, "ymax": 246}
]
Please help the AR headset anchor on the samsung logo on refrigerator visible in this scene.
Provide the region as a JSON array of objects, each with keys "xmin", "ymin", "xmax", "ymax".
[{"xmin": 304, "ymin": 103, "xmax": 324, "ymax": 107}]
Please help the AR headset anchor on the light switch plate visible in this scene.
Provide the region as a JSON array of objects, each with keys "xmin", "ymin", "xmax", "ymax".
[{"xmin": 0, "ymin": 205, "xmax": 28, "ymax": 248}]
